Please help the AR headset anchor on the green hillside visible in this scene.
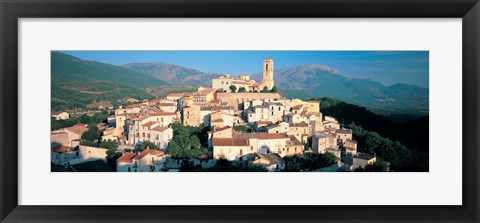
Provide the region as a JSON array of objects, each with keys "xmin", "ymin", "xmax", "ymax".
[
  {"xmin": 51, "ymin": 51, "xmax": 169, "ymax": 88},
  {"xmin": 51, "ymin": 52, "xmax": 169, "ymax": 111}
]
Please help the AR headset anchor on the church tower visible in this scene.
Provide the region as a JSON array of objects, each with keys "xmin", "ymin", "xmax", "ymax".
[{"xmin": 262, "ymin": 58, "xmax": 274, "ymax": 90}]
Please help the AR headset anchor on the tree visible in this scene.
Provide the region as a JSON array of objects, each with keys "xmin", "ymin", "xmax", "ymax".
[
  {"xmin": 253, "ymin": 90, "xmax": 258, "ymax": 93},
  {"xmin": 270, "ymin": 86, "xmax": 278, "ymax": 93},
  {"xmin": 81, "ymin": 126, "xmax": 101, "ymax": 141},
  {"xmin": 354, "ymin": 166, "xmax": 365, "ymax": 172},
  {"xmin": 229, "ymin": 85, "xmax": 237, "ymax": 93},
  {"xmin": 233, "ymin": 125, "xmax": 249, "ymax": 132},
  {"xmin": 261, "ymin": 86, "xmax": 269, "ymax": 93},
  {"xmin": 140, "ymin": 140, "xmax": 160, "ymax": 151},
  {"xmin": 99, "ymin": 139, "xmax": 119, "ymax": 158},
  {"xmin": 215, "ymin": 88, "xmax": 224, "ymax": 93},
  {"xmin": 238, "ymin": 87, "xmax": 247, "ymax": 93}
]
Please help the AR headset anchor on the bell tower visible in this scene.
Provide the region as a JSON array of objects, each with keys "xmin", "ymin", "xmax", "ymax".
[{"xmin": 262, "ymin": 58, "xmax": 274, "ymax": 90}]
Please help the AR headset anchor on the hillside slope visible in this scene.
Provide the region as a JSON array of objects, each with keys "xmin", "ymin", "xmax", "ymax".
[{"xmin": 52, "ymin": 52, "xmax": 169, "ymax": 88}]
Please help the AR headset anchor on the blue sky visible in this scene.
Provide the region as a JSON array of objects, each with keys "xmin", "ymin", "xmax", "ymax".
[{"xmin": 61, "ymin": 51, "xmax": 429, "ymax": 88}]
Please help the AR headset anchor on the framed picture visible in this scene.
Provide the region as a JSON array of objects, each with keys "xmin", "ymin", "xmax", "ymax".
[{"xmin": 1, "ymin": 0, "xmax": 479, "ymax": 222}]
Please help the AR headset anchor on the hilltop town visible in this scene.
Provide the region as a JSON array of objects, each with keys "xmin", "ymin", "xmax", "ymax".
[{"xmin": 51, "ymin": 58, "xmax": 389, "ymax": 172}]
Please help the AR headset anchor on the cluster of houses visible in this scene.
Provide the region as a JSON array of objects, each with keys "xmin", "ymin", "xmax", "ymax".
[{"xmin": 51, "ymin": 58, "xmax": 386, "ymax": 172}]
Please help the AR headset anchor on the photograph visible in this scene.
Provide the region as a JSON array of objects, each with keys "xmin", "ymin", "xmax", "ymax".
[{"xmin": 50, "ymin": 50, "xmax": 429, "ymax": 172}]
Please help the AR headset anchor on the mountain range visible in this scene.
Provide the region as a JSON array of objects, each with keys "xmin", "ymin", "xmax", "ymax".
[
  {"xmin": 52, "ymin": 52, "xmax": 169, "ymax": 88},
  {"xmin": 51, "ymin": 52, "xmax": 428, "ymax": 116},
  {"xmin": 122, "ymin": 62, "xmax": 428, "ymax": 116}
]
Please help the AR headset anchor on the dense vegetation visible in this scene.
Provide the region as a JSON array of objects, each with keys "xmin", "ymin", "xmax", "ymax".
[
  {"xmin": 165, "ymin": 123, "xmax": 209, "ymax": 159},
  {"xmin": 348, "ymin": 123, "xmax": 428, "ymax": 172},
  {"xmin": 51, "ymin": 110, "xmax": 112, "ymax": 131},
  {"xmin": 315, "ymin": 97, "xmax": 428, "ymax": 172},
  {"xmin": 283, "ymin": 153, "xmax": 337, "ymax": 172},
  {"xmin": 179, "ymin": 158, "xmax": 268, "ymax": 172},
  {"xmin": 317, "ymin": 97, "xmax": 429, "ymax": 154},
  {"xmin": 51, "ymin": 80, "xmax": 152, "ymax": 111},
  {"xmin": 353, "ymin": 158, "xmax": 389, "ymax": 172},
  {"xmin": 51, "ymin": 51, "xmax": 169, "ymax": 111}
]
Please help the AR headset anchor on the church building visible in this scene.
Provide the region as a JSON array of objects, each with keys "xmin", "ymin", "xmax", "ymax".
[{"xmin": 212, "ymin": 58, "xmax": 275, "ymax": 92}]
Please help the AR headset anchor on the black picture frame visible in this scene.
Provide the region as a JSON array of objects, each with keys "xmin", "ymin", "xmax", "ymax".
[{"xmin": 1, "ymin": 0, "xmax": 479, "ymax": 222}]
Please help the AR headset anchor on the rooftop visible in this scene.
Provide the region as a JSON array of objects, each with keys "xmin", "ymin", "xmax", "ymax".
[
  {"xmin": 258, "ymin": 133, "xmax": 288, "ymax": 140},
  {"xmin": 259, "ymin": 153, "xmax": 285, "ymax": 165},
  {"xmin": 116, "ymin": 152, "xmax": 137, "ymax": 163},
  {"xmin": 212, "ymin": 138, "xmax": 249, "ymax": 147}
]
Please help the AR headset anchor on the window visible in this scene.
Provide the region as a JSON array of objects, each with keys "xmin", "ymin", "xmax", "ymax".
[
  {"xmin": 142, "ymin": 133, "xmax": 145, "ymax": 137},
  {"xmin": 128, "ymin": 167, "xmax": 131, "ymax": 172}
]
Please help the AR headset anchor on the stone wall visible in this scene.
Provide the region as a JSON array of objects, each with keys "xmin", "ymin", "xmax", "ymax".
[{"xmin": 215, "ymin": 92, "xmax": 281, "ymax": 110}]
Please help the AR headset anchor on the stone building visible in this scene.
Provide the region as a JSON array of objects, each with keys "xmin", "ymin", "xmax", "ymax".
[{"xmin": 211, "ymin": 58, "xmax": 275, "ymax": 92}]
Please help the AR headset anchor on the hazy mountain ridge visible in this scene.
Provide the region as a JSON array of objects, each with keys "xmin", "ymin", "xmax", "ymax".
[
  {"xmin": 251, "ymin": 64, "xmax": 428, "ymax": 115},
  {"xmin": 57, "ymin": 54, "xmax": 428, "ymax": 116},
  {"xmin": 121, "ymin": 62, "xmax": 221, "ymax": 86}
]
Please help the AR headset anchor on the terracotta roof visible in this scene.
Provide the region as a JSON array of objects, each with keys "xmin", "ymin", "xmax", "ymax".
[
  {"xmin": 233, "ymin": 133, "xmax": 259, "ymax": 138},
  {"xmin": 132, "ymin": 149, "xmax": 165, "ymax": 160},
  {"xmin": 126, "ymin": 104, "xmax": 144, "ymax": 108},
  {"xmin": 142, "ymin": 121, "xmax": 156, "ymax": 127},
  {"xmin": 151, "ymin": 126, "xmax": 169, "ymax": 132},
  {"xmin": 148, "ymin": 99, "xmax": 163, "ymax": 104},
  {"xmin": 288, "ymin": 136, "xmax": 303, "ymax": 145},
  {"xmin": 290, "ymin": 122, "xmax": 309, "ymax": 127},
  {"xmin": 336, "ymin": 128, "xmax": 353, "ymax": 134},
  {"xmin": 159, "ymin": 103, "xmax": 176, "ymax": 107},
  {"xmin": 214, "ymin": 126, "xmax": 232, "ymax": 132},
  {"xmin": 258, "ymin": 133, "xmax": 288, "ymax": 140},
  {"xmin": 51, "ymin": 145, "xmax": 73, "ymax": 153},
  {"xmin": 259, "ymin": 153, "xmax": 284, "ymax": 165},
  {"xmin": 65, "ymin": 125, "xmax": 89, "ymax": 136},
  {"xmin": 167, "ymin": 93, "xmax": 183, "ymax": 97},
  {"xmin": 346, "ymin": 139, "xmax": 357, "ymax": 143},
  {"xmin": 346, "ymin": 147, "xmax": 356, "ymax": 151},
  {"xmin": 267, "ymin": 102, "xmax": 283, "ymax": 106},
  {"xmin": 151, "ymin": 112, "xmax": 176, "ymax": 116},
  {"xmin": 212, "ymin": 138, "xmax": 249, "ymax": 147},
  {"xmin": 116, "ymin": 152, "xmax": 137, "ymax": 163},
  {"xmin": 201, "ymin": 106, "xmax": 233, "ymax": 111}
]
